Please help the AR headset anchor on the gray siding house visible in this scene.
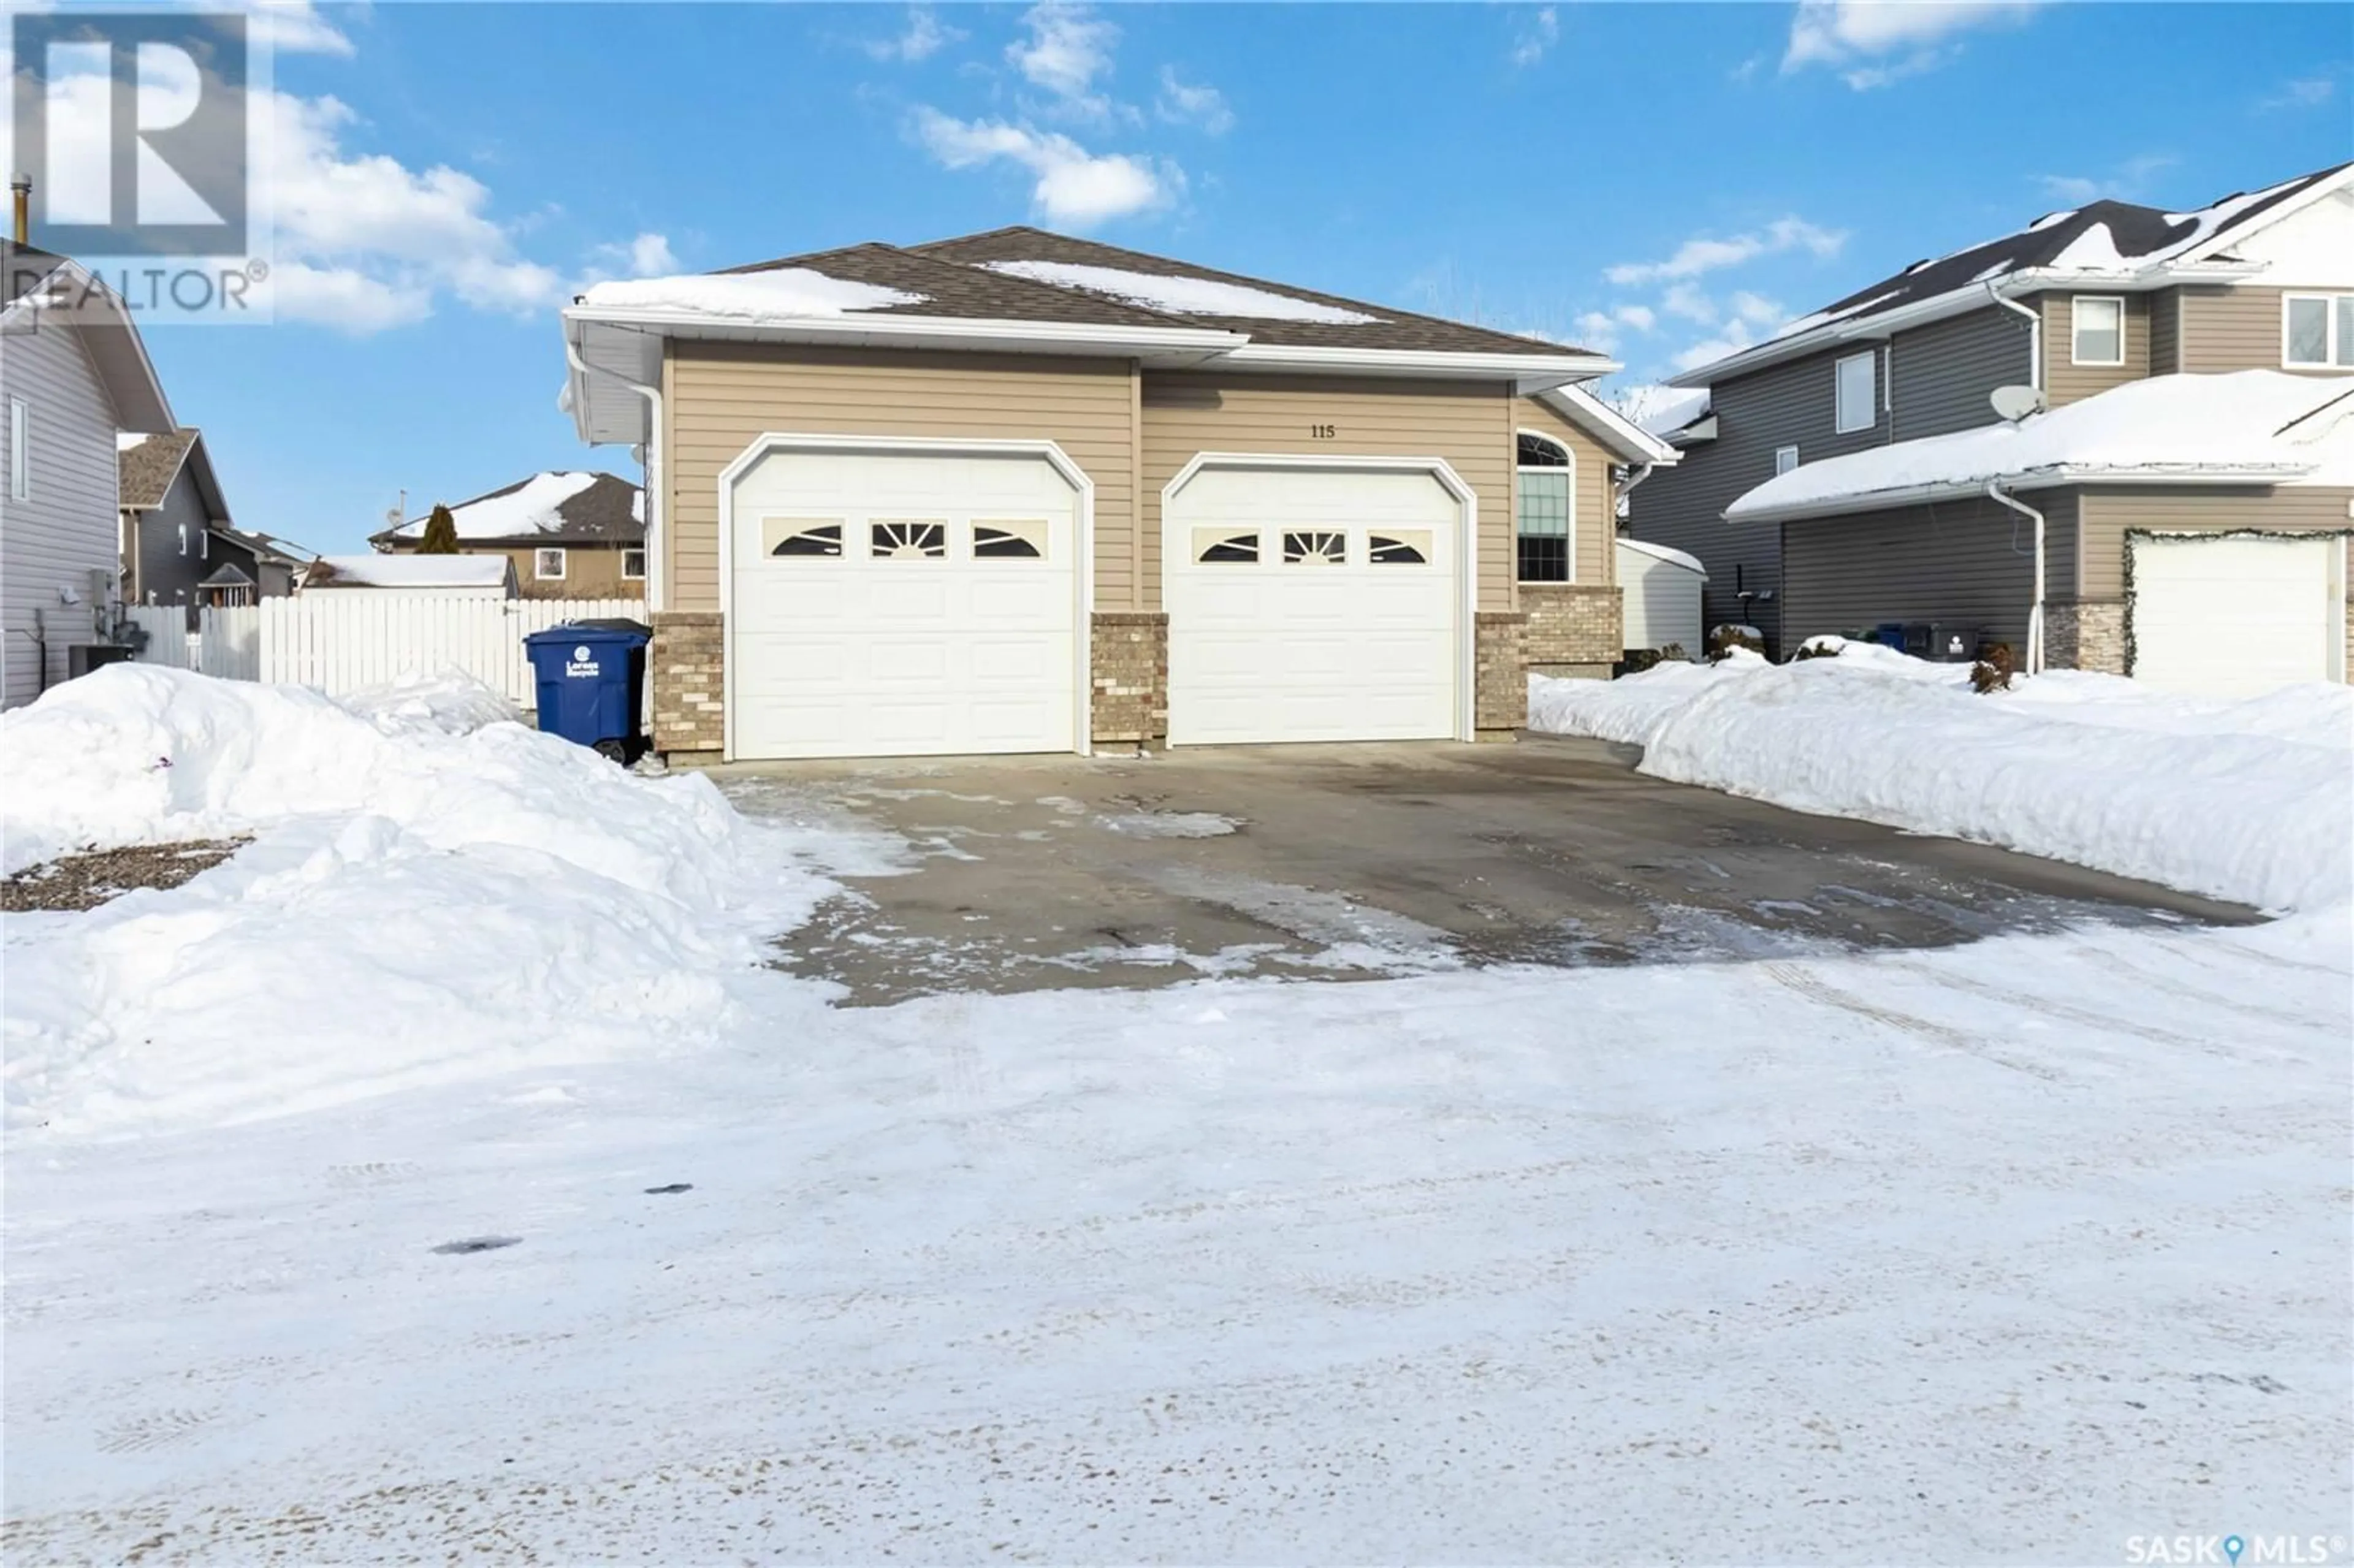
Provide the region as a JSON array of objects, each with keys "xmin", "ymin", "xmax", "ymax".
[
  {"xmin": 1, "ymin": 243, "xmax": 175, "ymax": 708},
  {"xmin": 1630, "ymin": 161, "xmax": 2354, "ymax": 696},
  {"xmin": 119, "ymin": 427, "xmax": 312, "ymax": 613}
]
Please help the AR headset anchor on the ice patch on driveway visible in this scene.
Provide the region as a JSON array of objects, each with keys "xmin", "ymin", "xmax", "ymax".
[
  {"xmin": 1095, "ymin": 810, "xmax": 1240, "ymax": 839},
  {"xmin": 1146, "ymin": 867, "xmax": 1463, "ymax": 972}
]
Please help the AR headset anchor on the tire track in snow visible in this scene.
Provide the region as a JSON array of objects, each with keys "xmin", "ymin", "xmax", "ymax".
[{"xmin": 1761, "ymin": 962, "xmax": 2059, "ymax": 1079}]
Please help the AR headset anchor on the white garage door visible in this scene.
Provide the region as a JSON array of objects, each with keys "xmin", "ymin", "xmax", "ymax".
[
  {"xmin": 729, "ymin": 447, "xmax": 1081, "ymax": 759},
  {"xmin": 1164, "ymin": 464, "xmax": 1461, "ymax": 745},
  {"xmin": 2130, "ymin": 533, "xmax": 2344, "ymax": 698}
]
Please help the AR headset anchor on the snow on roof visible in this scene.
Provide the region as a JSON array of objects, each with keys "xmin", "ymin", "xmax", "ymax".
[
  {"xmin": 1616, "ymin": 536, "xmax": 1708, "ymax": 576},
  {"xmin": 577, "ymin": 268, "xmax": 924, "ymax": 321},
  {"xmin": 1727, "ymin": 371, "xmax": 2354, "ymax": 521},
  {"xmin": 309, "ymin": 554, "xmax": 512, "ymax": 589},
  {"xmin": 1615, "ymin": 384, "xmax": 1712, "ymax": 437},
  {"xmin": 979, "ymin": 259, "xmax": 1382, "ymax": 325},
  {"xmin": 116, "ymin": 432, "xmax": 150, "ymax": 452},
  {"xmin": 391, "ymin": 472, "xmax": 600, "ymax": 541}
]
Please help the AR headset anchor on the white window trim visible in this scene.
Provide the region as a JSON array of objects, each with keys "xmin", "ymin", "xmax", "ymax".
[
  {"xmin": 177, "ymin": 522, "xmax": 190, "ymax": 557},
  {"xmin": 2280, "ymin": 292, "xmax": 2350, "ymax": 369},
  {"xmin": 534, "ymin": 546, "xmax": 568, "ymax": 580},
  {"xmin": 1774, "ymin": 444, "xmax": 1800, "ymax": 477},
  {"xmin": 621, "ymin": 546, "xmax": 647, "ymax": 580},
  {"xmin": 1514, "ymin": 428, "xmax": 1577, "ymax": 585},
  {"xmin": 2070, "ymin": 295, "xmax": 2127, "ymax": 368},
  {"xmin": 1834, "ymin": 350, "xmax": 1876, "ymax": 435},
  {"xmin": 7, "ymin": 397, "xmax": 26, "ymax": 502}
]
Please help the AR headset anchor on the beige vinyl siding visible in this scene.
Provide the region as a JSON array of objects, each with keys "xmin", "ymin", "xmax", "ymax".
[
  {"xmin": 1778, "ymin": 496, "xmax": 2038, "ymax": 652},
  {"xmin": 2075, "ymin": 485, "xmax": 2354, "ymax": 598},
  {"xmin": 1514, "ymin": 397, "xmax": 1617, "ymax": 588},
  {"xmin": 2040, "ymin": 291, "xmax": 2149, "ymax": 405},
  {"xmin": 663, "ymin": 342, "xmax": 1138, "ymax": 612},
  {"xmin": 496, "ymin": 542, "xmax": 644, "ymax": 600},
  {"xmin": 1, "ymin": 324, "xmax": 123, "ymax": 707},
  {"xmin": 1140, "ymin": 373, "xmax": 1514, "ymax": 611},
  {"xmin": 2177, "ymin": 286, "xmax": 2352, "ymax": 375},
  {"xmin": 2149, "ymin": 288, "xmax": 2182, "ymax": 375}
]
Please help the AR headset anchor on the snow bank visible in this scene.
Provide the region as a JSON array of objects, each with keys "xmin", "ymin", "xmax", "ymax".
[
  {"xmin": 2, "ymin": 666, "xmax": 838, "ymax": 1134},
  {"xmin": 1529, "ymin": 651, "xmax": 2354, "ymax": 913},
  {"xmin": 386, "ymin": 471, "xmax": 599, "ymax": 541},
  {"xmin": 981, "ymin": 259, "xmax": 1381, "ymax": 324}
]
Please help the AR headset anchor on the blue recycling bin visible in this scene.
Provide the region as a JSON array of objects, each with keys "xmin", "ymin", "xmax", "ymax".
[{"xmin": 523, "ymin": 620, "xmax": 650, "ymax": 760}]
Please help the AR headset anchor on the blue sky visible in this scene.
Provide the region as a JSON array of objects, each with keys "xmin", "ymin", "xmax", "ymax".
[{"xmin": 93, "ymin": 2, "xmax": 2354, "ymax": 553}]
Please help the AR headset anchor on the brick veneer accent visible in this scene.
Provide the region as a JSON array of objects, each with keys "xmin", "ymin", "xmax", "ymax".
[
  {"xmin": 1519, "ymin": 584, "xmax": 1623, "ymax": 678},
  {"xmin": 1474, "ymin": 611, "xmax": 1528, "ymax": 736},
  {"xmin": 650, "ymin": 611, "xmax": 725, "ymax": 759},
  {"xmin": 1092, "ymin": 611, "xmax": 1168, "ymax": 744},
  {"xmin": 2045, "ymin": 601, "xmax": 2125, "ymax": 676}
]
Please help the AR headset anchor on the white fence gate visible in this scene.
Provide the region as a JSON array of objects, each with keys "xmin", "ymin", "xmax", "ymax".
[{"xmin": 129, "ymin": 596, "xmax": 643, "ymax": 709}]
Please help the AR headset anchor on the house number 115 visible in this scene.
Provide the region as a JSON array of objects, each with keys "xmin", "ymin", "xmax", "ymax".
[{"xmin": 1309, "ymin": 423, "xmax": 1336, "ymax": 439}]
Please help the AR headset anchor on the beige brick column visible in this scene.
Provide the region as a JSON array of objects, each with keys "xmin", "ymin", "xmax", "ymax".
[
  {"xmin": 1090, "ymin": 611, "xmax": 1168, "ymax": 745},
  {"xmin": 2044, "ymin": 601, "xmax": 2125, "ymax": 674},
  {"xmin": 1474, "ymin": 611, "xmax": 1528, "ymax": 738},
  {"xmin": 650, "ymin": 611, "xmax": 725, "ymax": 760},
  {"xmin": 1519, "ymin": 584, "xmax": 1623, "ymax": 679}
]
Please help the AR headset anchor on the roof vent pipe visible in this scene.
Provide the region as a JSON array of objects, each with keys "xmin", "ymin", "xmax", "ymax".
[
  {"xmin": 10, "ymin": 175, "xmax": 29, "ymax": 245},
  {"xmin": 1989, "ymin": 284, "xmax": 2041, "ymax": 394}
]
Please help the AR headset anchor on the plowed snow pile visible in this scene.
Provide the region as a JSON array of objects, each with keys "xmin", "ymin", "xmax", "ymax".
[
  {"xmin": 1529, "ymin": 644, "xmax": 2353, "ymax": 913},
  {"xmin": 2, "ymin": 667, "xmax": 846, "ymax": 1133}
]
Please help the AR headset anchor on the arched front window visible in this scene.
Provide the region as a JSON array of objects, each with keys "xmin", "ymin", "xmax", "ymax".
[{"xmin": 1515, "ymin": 432, "xmax": 1572, "ymax": 583}]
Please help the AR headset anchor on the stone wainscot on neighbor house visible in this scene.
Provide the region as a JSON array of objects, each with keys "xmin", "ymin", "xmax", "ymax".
[
  {"xmin": 560, "ymin": 229, "xmax": 1675, "ymax": 763},
  {"xmin": 1629, "ymin": 159, "xmax": 2354, "ymax": 697},
  {"xmin": 370, "ymin": 471, "xmax": 646, "ymax": 600}
]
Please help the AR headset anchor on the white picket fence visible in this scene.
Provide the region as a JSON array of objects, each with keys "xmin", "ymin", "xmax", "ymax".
[{"xmin": 128, "ymin": 596, "xmax": 644, "ymax": 709}]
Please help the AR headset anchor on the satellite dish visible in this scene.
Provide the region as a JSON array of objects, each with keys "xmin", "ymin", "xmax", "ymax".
[{"xmin": 1990, "ymin": 384, "xmax": 2047, "ymax": 422}]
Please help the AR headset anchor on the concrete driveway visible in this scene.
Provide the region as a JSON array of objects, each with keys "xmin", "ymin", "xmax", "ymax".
[{"xmin": 719, "ymin": 737, "xmax": 2249, "ymax": 1006}]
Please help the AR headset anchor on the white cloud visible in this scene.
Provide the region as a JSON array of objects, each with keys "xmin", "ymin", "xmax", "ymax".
[
  {"xmin": 1007, "ymin": 1, "xmax": 1119, "ymax": 118},
  {"xmin": 2035, "ymin": 154, "xmax": 2176, "ymax": 205},
  {"xmin": 1662, "ymin": 282, "xmax": 1716, "ymax": 323},
  {"xmin": 248, "ymin": 1, "xmax": 356, "ymax": 58},
  {"xmin": 912, "ymin": 107, "xmax": 1176, "ymax": 227},
  {"xmin": 1782, "ymin": 0, "xmax": 2040, "ymax": 89},
  {"xmin": 1574, "ymin": 310, "xmax": 1621, "ymax": 353},
  {"xmin": 1156, "ymin": 67, "xmax": 1232, "ymax": 135},
  {"xmin": 2258, "ymin": 75, "xmax": 2336, "ymax": 111},
  {"xmin": 864, "ymin": 6, "xmax": 961, "ymax": 64},
  {"xmin": 1672, "ymin": 322, "xmax": 1762, "ymax": 372},
  {"xmin": 1729, "ymin": 289, "xmax": 1785, "ymax": 329},
  {"xmin": 1614, "ymin": 303, "xmax": 1656, "ymax": 332},
  {"xmin": 588, "ymin": 232, "xmax": 680, "ymax": 280},
  {"xmin": 1606, "ymin": 216, "xmax": 1847, "ymax": 286},
  {"xmin": 1510, "ymin": 7, "xmax": 1559, "ymax": 67}
]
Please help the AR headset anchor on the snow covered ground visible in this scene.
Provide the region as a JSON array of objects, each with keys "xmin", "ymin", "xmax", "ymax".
[
  {"xmin": 5, "ymin": 664, "xmax": 2350, "ymax": 1561},
  {"xmin": 1529, "ymin": 646, "xmax": 2354, "ymax": 914}
]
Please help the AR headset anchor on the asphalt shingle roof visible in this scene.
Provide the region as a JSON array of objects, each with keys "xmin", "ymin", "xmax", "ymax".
[
  {"xmin": 373, "ymin": 471, "xmax": 644, "ymax": 548},
  {"xmin": 118, "ymin": 428, "xmax": 200, "ymax": 510},
  {"xmin": 721, "ymin": 242, "xmax": 1211, "ymax": 330}
]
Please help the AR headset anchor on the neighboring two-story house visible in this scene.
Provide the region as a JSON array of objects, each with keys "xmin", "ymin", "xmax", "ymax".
[
  {"xmin": 2, "ymin": 242, "xmax": 177, "ymax": 708},
  {"xmin": 119, "ymin": 427, "xmax": 314, "ymax": 612},
  {"xmin": 561, "ymin": 229, "xmax": 1674, "ymax": 763},
  {"xmin": 369, "ymin": 471, "xmax": 647, "ymax": 601},
  {"xmin": 1631, "ymin": 161, "xmax": 2354, "ymax": 696}
]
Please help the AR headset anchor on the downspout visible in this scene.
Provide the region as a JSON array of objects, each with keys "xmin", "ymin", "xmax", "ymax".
[
  {"xmin": 1984, "ymin": 481, "xmax": 2045, "ymax": 674},
  {"xmin": 564, "ymin": 330, "xmax": 664, "ymax": 613},
  {"xmin": 1990, "ymin": 285, "xmax": 2041, "ymax": 394}
]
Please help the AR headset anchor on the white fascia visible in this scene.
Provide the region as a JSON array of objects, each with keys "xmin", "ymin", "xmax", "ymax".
[
  {"xmin": 1724, "ymin": 463, "xmax": 2317, "ymax": 526},
  {"xmin": 1218, "ymin": 342, "xmax": 1617, "ymax": 386},
  {"xmin": 561, "ymin": 304, "xmax": 1247, "ymax": 362},
  {"xmin": 2170, "ymin": 164, "xmax": 2354, "ymax": 268},
  {"xmin": 1533, "ymin": 384, "xmax": 1680, "ymax": 465}
]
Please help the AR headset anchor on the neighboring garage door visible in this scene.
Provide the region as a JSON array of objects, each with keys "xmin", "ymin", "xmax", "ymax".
[
  {"xmin": 2129, "ymin": 532, "xmax": 2344, "ymax": 698},
  {"xmin": 1164, "ymin": 463, "xmax": 1463, "ymax": 745},
  {"xmin": 729, "ymin": 445, "xmax": 1082, "ymax": 759}
]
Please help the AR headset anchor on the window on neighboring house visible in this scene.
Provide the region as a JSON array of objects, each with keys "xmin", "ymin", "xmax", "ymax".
[
  {"xmin": 534, "ymin": 546, "xmax": 567, "ymax": 580},
  {"xmin": 1515, "ymin": 431, "xmax": 1572, "ymax": 582},
  {"xmin": 2071, "ymin": 295, "xmax": 2125, "ymax": 367},
  {"xmin": 2283, "ymin": 294, "xmax": 2354, "ymax": 368},
  {"xmin": 1774, "ymin": 445, "xmax": 1800, "ymax": 478},
  {"xmin": 177, "ymin": 523, "xmax": 190, "ymax": 556},
  {"xmin": 7, "ymin": 397, "xmax": 26, "ymax": 501},
  {"xmin": 1834, "ymin": 351, "xmax": 1876, "ymax": 433},
  {"xmin": 621, "ymin": 547, "xmax": 647, "ymax": 580}
]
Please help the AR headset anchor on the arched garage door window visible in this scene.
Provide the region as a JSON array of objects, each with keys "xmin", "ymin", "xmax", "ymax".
[{"xmin": 1516, "ymin": 432, "xmax": 1572, "ymax": 582}]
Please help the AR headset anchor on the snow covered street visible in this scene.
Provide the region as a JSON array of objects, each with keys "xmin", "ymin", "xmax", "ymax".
[{"xmin": 4, "ymin": 664, "xmax": 2350, "ymax": 1561}]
